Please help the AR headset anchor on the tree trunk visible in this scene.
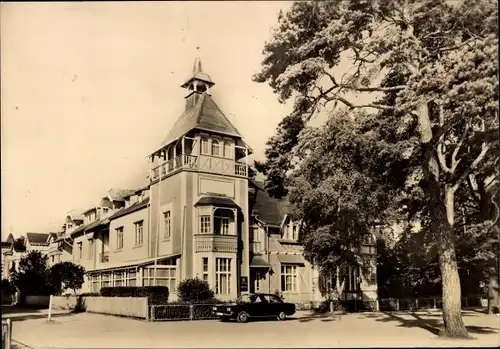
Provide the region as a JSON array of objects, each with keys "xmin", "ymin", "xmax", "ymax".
[
  {"xmin": 417, "ymin": 103, "xmax": 469, "ymax": 338},
  {"xmin": 487, "ymin": 267, "xmax": 499, "ymax": 314}
]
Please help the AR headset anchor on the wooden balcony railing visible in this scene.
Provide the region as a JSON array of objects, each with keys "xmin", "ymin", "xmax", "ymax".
[
  {"xmin": 150, "ymin": 154, "xmax": 248, "ymax": 181},
  {"xmin": 100, "ymin": 251, "xmax": 109, "ymax": 263},
  {"xmin": 194, "ymin": 234, "xmax": 238, "ymax": 254}
]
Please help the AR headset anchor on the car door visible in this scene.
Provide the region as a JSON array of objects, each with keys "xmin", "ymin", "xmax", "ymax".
[
  {"xmin": 249, "ymin": 294, "xmax": 268, "ymax": 317},
  {"xmin": 266, "ymin": 294, "xmax": 284, "ymax": 316}
]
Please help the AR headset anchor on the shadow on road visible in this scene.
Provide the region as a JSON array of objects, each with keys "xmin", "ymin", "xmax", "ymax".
[
  {"xmin": 370, "ymin": 311, "xmax": 499, "ymax": 336},
  {"xmin": 5, "ymin": 312, "xmax": 75, "ymax": 322},
  {"xmin": 295, "ymin": 312, "xmax": 341, "ymax": 323},
  {"xmin": 2, "ymin": 305, "xmax": 74, "ymax": 322}
]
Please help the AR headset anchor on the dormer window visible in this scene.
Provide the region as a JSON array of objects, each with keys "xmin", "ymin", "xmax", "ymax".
[
  {"xmin": 212, "ymin": 139, "xmax": 220, "ymax": 156},
  {"xmin": 282, "ymin": 219, "xmax": 299, "ymax": 241},
  {"xmin": 102, "ymin": 208, "xmax": 109, "ymax": 215},
  {"xmin": 201, "ymin": 137, "xmax": 209, "ymax": 155}
]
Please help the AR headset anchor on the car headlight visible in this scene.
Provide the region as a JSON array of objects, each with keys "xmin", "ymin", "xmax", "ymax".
[
  {"xmin": 226, "ymin": 307, "xmax": 232, "ymax": 312},
  {"xmin": 213, "ymin": 306, "xmax": 217, "ymax": 310}
]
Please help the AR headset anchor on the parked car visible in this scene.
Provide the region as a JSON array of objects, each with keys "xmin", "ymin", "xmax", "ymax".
[{"xmin": 213, "ymin": 293, "xmax": 296, "ymax": 323}]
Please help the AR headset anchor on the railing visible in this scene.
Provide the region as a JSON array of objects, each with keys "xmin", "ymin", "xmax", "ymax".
[
  {"xmin": 150, "ymin": 303, "xmax": 219, "ymax": 321},
  {"xmin": 100, "ymin": 252, "xmax": 109, "ymax": 263},
  {"xmin": 235, "ymin": 163, "xmax": 247, "ymax": 176},
  {"xmin": 194, "ymin": 234, "xmax": 238, "ymax": 253},
  {"xmin": 150, "ymin": 154, "xmax": 248, "ymax": 181},
  {"xmin": 251, "ymin": 241, "xmax": 263, "ymax": 254}
]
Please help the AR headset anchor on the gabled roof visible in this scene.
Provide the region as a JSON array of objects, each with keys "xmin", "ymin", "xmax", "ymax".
[
  {"xmin": 249, "ymin": 181, "xmax": 294, "ymax": 227},
  {"xmin": 26, "ymin": 232, "xmax": 50, "ymax": 245},
  {"xmin": 67, "ymin": 209, "xmax": 84, "ymax": 222},
  {"xmin": 5, "ymin": 234, "xmax": 15, "ymax": 243},
  {"xmin": 195, "ymin": 195, "xmax": 240, "ymax": 209},
  {"xmin": 49, "ymin": 233, "xmax": 58, "ymax": 241},
  {"xmin": 109, "ymin": 197, "xmax": 150, "ymax": 221},
  {"xmin": 157, "ymin": 93, "xmax": 242, "ymax": 151},
  {"xmin": 107, "ymin": 188, "xmax": 137, "ymax": 202}
]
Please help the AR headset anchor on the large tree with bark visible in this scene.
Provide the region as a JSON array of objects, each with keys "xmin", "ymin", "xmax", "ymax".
[{"xmin": 254, "ymin": 0, "xmax": 498, "ymax": 338}]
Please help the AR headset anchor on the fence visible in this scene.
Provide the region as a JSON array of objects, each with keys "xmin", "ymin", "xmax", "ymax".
[
  {"xmin": 2, "ymin": 319, "xmax": 12, "ymax": 349},
  {"xmin": 150, "ymin": 304, "xmax": 219, "ymax": 321},
  {"xmin": 51, "ymin": 295, "xmax": 80, "ymax": 311},
  {"xmin": 83, "ymin": 297, "xmax": 149, "ymax": 319},
  {"xmin": 378, "ymin": 295, "xmax": 486, "ymax": 312}
]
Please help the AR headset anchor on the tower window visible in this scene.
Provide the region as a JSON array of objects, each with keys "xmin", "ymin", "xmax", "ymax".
[
  {"xmin": 223, "ymin": 142, "xmax": 231, "ymax": 158},
  {"xmin": 201, "ymin": 138, "xmax": 209, "ymax": 155},
  {"xmin": 212, "ymin": 140, "xmax": 220, "ymax": 156}
]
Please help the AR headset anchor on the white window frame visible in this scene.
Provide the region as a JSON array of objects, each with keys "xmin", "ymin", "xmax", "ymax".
[
  {"xmin": 114, "ymin": 271, "xmax": 124, "ymax": 287},
  {"xmin": 202, "ymin": 257, "xmax": 209, "ymax": 282},
  {"xmin": 142, "ymin": 265, "xmax": 176, "ymax": 290},
  {"xmin": 200, "ymin": 215, "xmax": 211, "ymax": 234},
  {"xmin": 163, "ymin": 211, "xmax": 171, "ymax": 239},
  {"xmin": 215, "ymin": 258, "xmax": 232, "ymax": 295},
  {"xmin": 101, "ymin": 272, "xmax": 111, "ymax": 288},
  {"xmin": 77, "ymin": 242, "xmax": 83, "ymax": 260},
  {"xmin": 201, "ymin": 137, "xmax": 210, "ymax": 155},
  {"xmin": 127, "ymin": 269, "xmax": 137, "ymax": 286},
  {"xmin": 223, "ymin": 141, "xmax": 231, "ymax": 158},
  {"xmin": 344, "ymin": 265, "xmax": 360, "ymax": 292},
  {"xmin": 134, "ymin": 220, "xmax": 144, "ymax": 245},
  {"xmin": 281, "ymin": 264, "xmax": 298, "ymax": 293},
  {"xmin": 88, "ymin": 239, "xmax": 94, "ymax": 259},
  {"xmin": 211, "ymin": 139, "xmax": 220, "ymax": 156},
  {"xmin": 214, "ymin": 210, "xmax": 232, "ymax": 235},
  {"xmin": 116, "ymin": 227, "xmax": 124, "ymax": 249}
]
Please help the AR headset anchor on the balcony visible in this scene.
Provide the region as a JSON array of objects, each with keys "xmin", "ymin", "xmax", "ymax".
[
  {"xmin": 251, "ymin": 241, "xmax": 263, "ymax": 254},
  {"xmin": 100, "ymin": 251, "xmax": 109, "ymax": 263},
  {"xmin": 194, "ymin": 234, "xmax": 238, "ymax": 253},
  {"xmin": 150, "ymin": 154, "xmax": 247, "ymax": 182}
]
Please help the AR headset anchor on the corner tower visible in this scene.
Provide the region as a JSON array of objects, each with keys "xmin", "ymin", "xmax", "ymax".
[{"xmin": 147, "ymin": 58, "xmax": 252, "ymax": 300}]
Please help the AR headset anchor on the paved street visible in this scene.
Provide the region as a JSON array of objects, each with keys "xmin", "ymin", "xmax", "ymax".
[{"xmin": 6, "ymin": 309, "xmax": 499, "ymax": 348}]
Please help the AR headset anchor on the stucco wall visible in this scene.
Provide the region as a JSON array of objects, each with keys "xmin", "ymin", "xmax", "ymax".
[{"xmin": 108, "ymin": 207, "xmax": 149, "ymax": 263}]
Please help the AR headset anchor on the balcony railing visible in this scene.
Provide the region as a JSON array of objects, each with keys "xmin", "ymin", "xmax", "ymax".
[
  {"xmin": 100, "ymin": 251, "xmax": 109, "ymax": 263},
  {"xmin": 251, "ymin": 241, "xmax": 263, "ymax": 254},
  {"xmin": 194, "ymin": 234, "xmax": 238, "ymax": 254},
  {"xmin": 150, "ymin": 154, "xmax": 247, "ymax": 181}
]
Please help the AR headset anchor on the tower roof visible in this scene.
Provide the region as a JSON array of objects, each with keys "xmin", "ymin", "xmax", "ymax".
[
  {"xmin": 180, "ymin": 57, "xmax": 215, "ymax": 89},
  {"xmin": 156, "ymin": 92, "xmax": 242, "ymax": 151}
]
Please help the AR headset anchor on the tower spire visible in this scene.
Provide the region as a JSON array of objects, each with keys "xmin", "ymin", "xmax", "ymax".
[{"xmin": 181, "ymin": 56, "xmax": 215, "ymax": 109}]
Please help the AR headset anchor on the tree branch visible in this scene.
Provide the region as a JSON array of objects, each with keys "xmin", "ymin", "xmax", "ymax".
[
  {"xmin": 436, "ymin": 143, "xmax": 452, "ymax": 173},
  {"xmin": 453, "ymin": 142, "xmax": 491, "ymax": 191},
  {"xmin": 450, "ymin": 123, "xmax": 469, "ymax": 172}
]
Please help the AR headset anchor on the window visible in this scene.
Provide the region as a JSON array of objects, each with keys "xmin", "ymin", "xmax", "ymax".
[
  {"xmin": 91, "ymin": 275, "xmax": 100, "ymax": 292},
  {"xmin": 101, "ymin": 273, "xmax": 111, "ymax": 288},
  {"xmin": 362, "ymin": 233, "xmax": 372, "ymax": 245},
  {"xmin": 214, "ymin": 210, "xmax": 232, "ymax": 235},
  {"xmin": 223, "ymin": 142, "xmax": 231, "ymax": 158},
  {"xmin": 255, "ymin": 270, "xmax": 261, "ymax": 292},
  {"xmin": 142, "ymin": 266, "xmax": 176, "ymax": 290},
  {"xmin": 114, "ymin": 271, "xmax": 124, "ymax": 286},
  {"xmin": 163, "ymin": 211, "xmax": 171, "ymax": 239},
  {"xmin": 211, "ymin": 139, "xmax": 220, "ymax": 156},
  {"xmin": 127, "ymin": 269, "xmax": 137, "ymax": 286},
  {"xmin": 135, "ymin": 221, "xmax": 144, "ymax": 245},
  {"xmin": 77, "ymin": 242, "xmax": 83, "ymax": 260},
  {"xmin": 281, "ymin": 265, "xmax": 298, "ymax": 292},
  {"xmin": 344, "ymin": 265, "xmax": 360, "ymax": 292},
  {"xmin": 215, "ymin": 258, "xmax": 231, "ymax": 295},
  {"xmin": 51, "ymin": 255, "xmax": 55, "ymax": 263},
  {"xmin": 102, "ymin": 208, "xmax": 109, "ymax": 215},
  {"xmin": 202, "ymin": 258, "xmax": 209, "ymax": 282},
  {"xmin": 200, "ymin": 215, "xmax": 211, "ymax": 234},
  {"xmin": 116, "ymin": 227, "xmax": 124, "ymax": 249},
  {"xmin": 282, "ymin": 222, "xmax": 299, "ymax": 241},
  {"xmin": 88, "ymin": 239, "xmax": 94, "ymax": 259},
  {"xmin": 201, "ymin": 137, "xmax": 209, "ymax": 155},
  {"xmin": 292, "ymin": 225, "xmax": 298, "ymax": 240}
]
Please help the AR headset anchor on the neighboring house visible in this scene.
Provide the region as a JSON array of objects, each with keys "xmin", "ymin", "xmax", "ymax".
[
  {"xmin": 247, "ymin": 181, "xmax": 378, "ymax": 305},
  {"xmin": 1, "ymin": 240, "xmax": 13, "ymax": 279}
]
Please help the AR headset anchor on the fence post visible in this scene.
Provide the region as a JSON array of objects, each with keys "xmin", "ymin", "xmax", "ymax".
[
  {"xmin": 47, "ymin": 295, "xmax": 53, "ymax": 322},
  {"xmin": 396, "ymin": 299, "xmax": 400, "ymax": 311},
  {"xmin": 415, "ymin": 298, "xmax": 418, "ymax": 310},
  {"xmin": 151, "ymin": 305, "xmax": 156, "ymax": 321},
  {"xmin": 433, "ymin": 298, "xmax": 436, "ymax": 309},
  {"xmin": 189, "ymin": 305, "xmax": 194, "ymax": 320}
]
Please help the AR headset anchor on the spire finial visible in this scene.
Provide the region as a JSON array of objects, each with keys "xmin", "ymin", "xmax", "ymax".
[{"xmin": 193, "ymin": 55, "xmax": 202, "ymax": 75}]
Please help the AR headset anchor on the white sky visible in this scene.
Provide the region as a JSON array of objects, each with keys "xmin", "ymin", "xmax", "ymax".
[{"xmin": 1, "ymin": 1, "xmax": 295, "ymax": 237}]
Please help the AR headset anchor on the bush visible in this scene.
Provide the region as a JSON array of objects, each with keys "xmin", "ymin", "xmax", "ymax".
[
  {"xmin": 177, "ymin": 278, "xmax": 214, "ymax": 303},
  {"xmin": 100, "ymin": 286, "xmax": 169, "ymax": 305},
  {"xmin": 1, "ymin": 279, "xmax": 16, "ymax": 294}
]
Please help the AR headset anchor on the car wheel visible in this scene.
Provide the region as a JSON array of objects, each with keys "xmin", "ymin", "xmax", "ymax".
[
  {"xmin": 277, "ymin": 311, "xmax": 286, "ymax": 321},
  {"xmin": 237, "ymin": 311, "xmax": 249, "ymax": 323}
]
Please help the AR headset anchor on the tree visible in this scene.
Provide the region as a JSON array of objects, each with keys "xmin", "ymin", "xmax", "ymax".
[
  {"xmin": 254, "ymin": 0, "xmax": 498, "ymax": 338},
  {"xmin": 11, "ymin": 251, "xmax": 52, "ymax": 297},
  {"xmin": 177, "ymin": 278, "xmax": 215, "ymax": 303},
  {"xmin": 50, "ymin": 262, "xmax": 85, "ymax": 295}
]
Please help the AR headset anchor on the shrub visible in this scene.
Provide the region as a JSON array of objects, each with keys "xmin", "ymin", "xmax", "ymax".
[
  {"xmin": 177, "ymin": 278, "xmax": 214, "ymax": 303},
  {"xmin": 1, "ymin": 279, "xmax": 16, "ymax": 294},
  {"xmin": 100, "ymin": 286, "xmax": 169, "ymax": 305}
]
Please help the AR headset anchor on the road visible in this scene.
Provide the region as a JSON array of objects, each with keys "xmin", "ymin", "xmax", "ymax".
[{"xmin": 7, "ymin": 309, "xmax": 500, "ymax": 348}]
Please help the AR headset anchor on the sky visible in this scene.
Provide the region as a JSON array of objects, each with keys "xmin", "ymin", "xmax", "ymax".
[{"xmin": 1, "ymin": 1, "xmax": 295, "ymax": 237}]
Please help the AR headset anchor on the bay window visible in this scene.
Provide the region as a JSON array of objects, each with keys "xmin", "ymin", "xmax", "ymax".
[{"xmin": 215, "ymin": 258, "xmax": 232, "ymax": 295}]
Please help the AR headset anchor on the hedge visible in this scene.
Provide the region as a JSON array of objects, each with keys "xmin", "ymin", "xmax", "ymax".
[{"xmin": 100, "ymin": 286, "xmax": 169, "ymax": 305}]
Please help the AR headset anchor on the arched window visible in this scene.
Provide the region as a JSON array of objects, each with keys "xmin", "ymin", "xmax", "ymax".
[
  {"xmin": 223, "ymin": 142, "xmax": 231, "ymax": 158},
  {"xmin": 212, "ymin": 139, "xmax": 220, "ymax": 156},
  {"xmin": 201, "ymin": 137, "xmax": 209, "ymax": 155}
]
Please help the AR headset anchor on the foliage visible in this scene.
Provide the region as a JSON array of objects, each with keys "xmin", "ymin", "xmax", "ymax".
[
  {"xmin": 50, "ymin": 262, "xmax": 85, "ymax": 295},
  {"xmin": 1, "ymin": 279, "xmax": 16, "ymax": 294},
  {"xmin": 255, "ymin": 0, "xmax": 498, "ymax": 338},
  {"xmin": 100, "ymin": 286, "xmax": 169, "ymax": 305},
  {"xmin": 13, "ymin": 236, "xmax": 26, "ymax": 252},
  {"xmin": 176, "ymin": 278, "xmax": 214, "ymax": 303},
  {"xmin": 10, "ymin": 251, "xmax": 52, "ymax": 296}
]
